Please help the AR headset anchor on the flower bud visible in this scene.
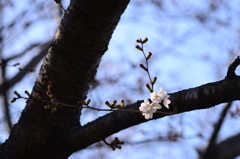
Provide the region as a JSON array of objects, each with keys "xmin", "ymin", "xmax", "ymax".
[
  {"xmin": 139, "ymin": 64, "xmax": 147, "ymax": 71},
  {"xmin": 111, "ymin": 146, "xmax": 116, "ymax": 151},
  {"xmin": 81, "ymin": 100, "xmax": 87, "ymax": 105},
  {"xmin": 44, "ymin": 105, "xmax": 52, "ymax": 109},
  {"xmin": 87, "ymin": 99, "xmax": 91, "ymax": 105},
  {"xmin": 135, "ymin": 45, "xmax": 143, "ymax": 51},
  {"xmin": 34, "ymin": 92, "xmax": 39, "ymax": 97},
  {"xmin": 113, "ymin": 105, "xmax": 120, "ymax": 109},
  {"xmin": 142, "ymin": 37, "xmax": 148, "ymax": 43},
  {"xmin": 46, "ymin": 90, "xmax": 53, "ymax": 98},
  {"xmin": 152, "ymin": 76, "xmax": 157, "ymax": 85},
  {"xmin": 112, "ymin": 100, "xmax": 117, "ymax": 106},
  {"xmin": 14, "ymin": 91, "xmax": 21, "ymax": 97},
  {"xmin": 51, "ymin": 98, "xmax": 56, "ymax": 103},
  {"xmin": 51, "ymin": 107, "xmax": 57, "ymax": 113},
  {"xmin": 25, "ymin": 90, "xmax": 31, "ymax": 97},
  {"xmin": 105, "ymin": 101, "xmax": 111, "ymax": 107},
  {"xmin": 114, "ymin": 137, "xmax": 120, "ymax": 142},
  {"xmin": 146, "ymin": 52, "xmax": 152, "ymax": 60},
  {"xmin": 146, "ymin": 83, "xmax": 153, "ymax": 92},
  {"xmin": 33, "ymin": 92, "xmax": 41, "ymax": 100},
  {"xmin": 120, "ymin": 100, "xmax": 125, "ymax": 107},
  {"xmin": 136, "ymin": 39, "xmax": 141, "ymax": 43},
  {"xmin": 47, "ymin": 81, "xmax": 52, "ymax": 89},
  {"xmin": 11, "ymin": 98, "xmax": 17, "ymax": 103},
  {"xmin": 119, "ymin": 141, "xmax": 124, "ymax": 144},
  {"xmin": 115, "ymin": 145, "xmax": 122, "ymax": 149},
  {"xmin": 40, "ymin": 80, "xmax": 45, "ymax": 85},
  {"xmin": 43, "ymin": 75, "xmax": 48, "ymax": 79}
]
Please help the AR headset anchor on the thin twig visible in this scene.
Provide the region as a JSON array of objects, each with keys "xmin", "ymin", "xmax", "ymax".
[{"xmin": 141, "ymin": 43, "xmax": 154, "ymax": 91}]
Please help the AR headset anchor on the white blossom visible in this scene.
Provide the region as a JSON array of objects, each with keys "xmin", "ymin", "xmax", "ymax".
[
  {"xmin": 163, "ymin": 98, "xmax": 171, "ymax": 109},
  {"xmin": 139, "ymin": 99, "xmax": 162, "ymax": 119},
  {"xmin": 151, "ymin": 102, "xmax": 162, "ymax": 112},
  {"xmin": 139, "ymin": 99, "xmax": 153, "ymax": 119},
  {"xmin": 139, "ymin": 87, "xmax": 171, "ymax": 119},
  {"xmin": 150, "ymin": 92, "xmax": 161, "ymax": 103},
  {"xmin": 139, "ymin": 99, "xmax": 151, "ymax": 112},
  {"xmin": 159, "ymin": 87, "xmax": 171, "ymax": 109},
  {"xmin": 142, "ymin": 110, "xmax": 154, "ymax": 119}
]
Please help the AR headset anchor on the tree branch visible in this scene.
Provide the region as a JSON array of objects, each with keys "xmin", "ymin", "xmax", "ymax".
[
  {"xmin": 214, "ymin": 133, "xmax": 240, "ymax": 159},
  {"xmin": 0, "ymin": 41, "xmax": 51, "ymax": 94},
  {"xmin": 0, "ymin": 0, "xmax": 130, "ymax": 158},
  {"xmin": 200, "ymin": 102, "xmax": 233, "ymax": 159},
  {"xmin": 65, "ymin": 76, "xmax": 240, "ymax": 151},
  {"xmin": 0, "ymin": 43, "xmax": 46, "ymax": 131},
  {"xmin": 199, "ymin": 132, "xmax": 240, "ymax": 159},
  {"xmin": 0, "ymin": 60, "xmax": 12, "ymax": 131}
]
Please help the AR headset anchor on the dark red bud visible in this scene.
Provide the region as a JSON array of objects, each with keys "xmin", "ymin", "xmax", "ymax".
[
  {"xmin": 136, "ymin": 39, "xmax": 141, "ymax": 43},
  {"xmin": 135, "ymin": 45, "xmax": 143, "ymax": 51},
  {"xmin": 142, "ymin": 37, "xmax": 148, "ymax": 43}
]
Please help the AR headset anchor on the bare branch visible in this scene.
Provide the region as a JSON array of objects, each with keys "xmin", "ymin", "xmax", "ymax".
[
  {"xmin": 66, "ymin": 76, "xmax": 240, "ymax": 151},
  {"xmin": 2, "ymin": 92, "xmax": 12, "ymax": 132},
  {"xmin": 199, "ymin": 132, "xmax": 240, "ymax": 159},
  {"xmin": 200, "ymin": 102, "xmax": 233, "ymax": 159},
  {"xmin": 0, "ymin": 41, "xmax": 51, "ymax": 94}
]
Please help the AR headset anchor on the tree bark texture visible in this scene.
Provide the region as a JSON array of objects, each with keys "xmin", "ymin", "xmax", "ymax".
[
  {"xmin": 66, "ymin": 76, "xmax": 240, "ymax": 150},
  {"xmin": 0, "ymin": 0, "xmax": 130, "ymax": 158}
]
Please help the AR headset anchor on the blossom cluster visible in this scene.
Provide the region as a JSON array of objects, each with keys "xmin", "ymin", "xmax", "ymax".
[{"xmin": 139, "ymin": 87, "xmax": 171, "ymax": 119}]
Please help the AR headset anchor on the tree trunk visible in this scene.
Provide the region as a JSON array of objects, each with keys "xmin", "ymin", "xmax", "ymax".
[{"xmin": 0, "ymin": 0, "xmax": 130, "ymax": 158}]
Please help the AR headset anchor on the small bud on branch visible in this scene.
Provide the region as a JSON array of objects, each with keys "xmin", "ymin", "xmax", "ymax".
[
  {"xmin": 139, "ymin": 64, "xmax": 147, "ymax": 71},
  {"xmin": 135, "ymin": 45, "xmax": 143, "ymax": 51}
]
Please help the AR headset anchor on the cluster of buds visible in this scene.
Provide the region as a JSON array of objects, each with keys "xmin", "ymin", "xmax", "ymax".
[
  {"xmin": 139, "ymin": 87, "xmax": 171, "ymax": 119},
  {"xmin": 41, "ymin": 76, "xmax": 59, "ymax": 113},
  {"xmin": 105, "ymin": 100, "xmax": 125, "ymax": 109},
  {"xmin": 10, "ymin": 90, "xmax": 41, "ymax": 104},
  {"xmin": 41, "ymin": 77, "xmax": 53, "ymax": 95},
  {"xmin": 78, "ymin": 99, "xmax": 91, "ymax": 106},
  {"xmin": 44, "ymin": 98, "xmax": 59, "ymax": 113},
  {"xmin": 136, "ymin": 38, "xmax": 157, "ymax": 93},
  {"xmin": 136, "ymin": 38, "xmax": 171, "ymax": 119},
  {"xmin": 11, "ymin": 76, "xmax": 59, "ymax": 113},
  {"xmin": 104, "ymin": 137, "xmax": 124, "ymax": 151},
  {"xmin": 136, "ymin": 37, "xmax": 148, "ymax": 44},
  {"xmin": 10, "ymin": 91, "xmax": 22, "ymax": 103}
]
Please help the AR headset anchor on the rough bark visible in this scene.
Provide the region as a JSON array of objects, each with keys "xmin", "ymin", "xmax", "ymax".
[
  {"xmin": 0, "ymin": 0, "xmax": 130, "ymax": 158},
  {"xmin": 66, "ymin": 76, "xmax": 240, "ymax": 151}
]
